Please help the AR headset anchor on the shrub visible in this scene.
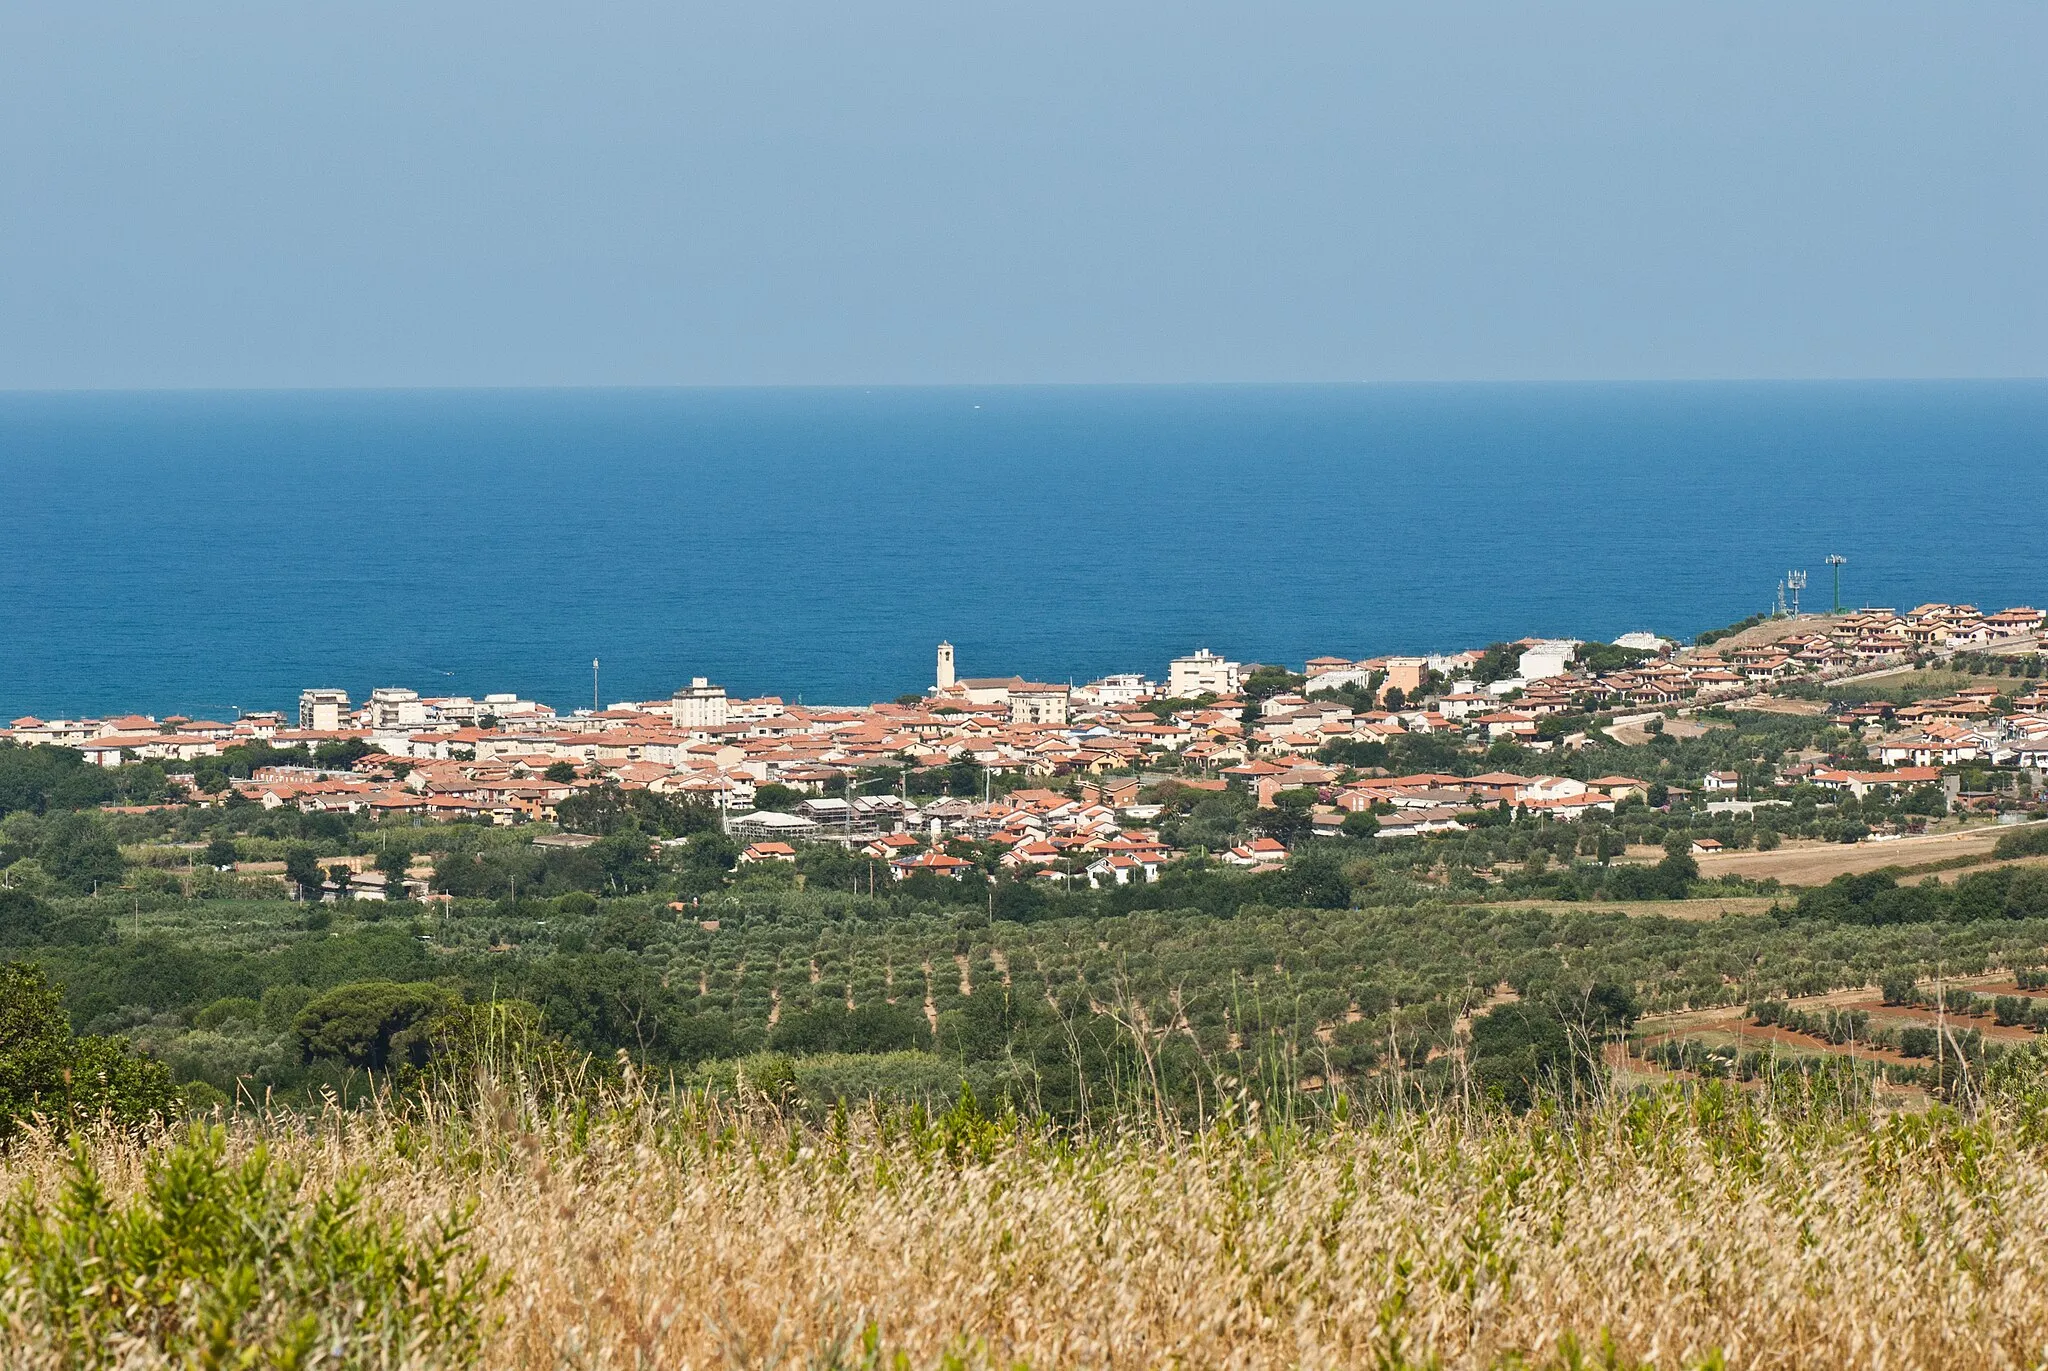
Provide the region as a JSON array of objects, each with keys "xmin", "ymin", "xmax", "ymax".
[
  {"xmin": 192, "ymin": 995, "xmax": 263, "ymax": 1031},
  {"xmin": 1994, "ymin": 826, "xmax": 2048, "ymax": 859},
  {"xmin": 0, "ymin": 1126, "xmax": 496, "ymax": 1367},
  {"xmin": 0, "ymin": 887, "xmax": 52, "ymax": 944}
]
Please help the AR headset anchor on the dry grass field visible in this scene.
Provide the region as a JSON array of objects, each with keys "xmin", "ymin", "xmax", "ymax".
[
  {"xmin": 10, "ymin": 1079, "xmax": 2048, "ymax": 1370},
  {"xmin": 1832, "ymin": 667, "xmax": 2027, "ymax": 695},
  {"xmin": 1693, "ymin": 826, "xmax": 2018, "ymax": 884},
  {"xmin": 1493, "ymin": 896, "xmax": 1780, "ymax": 921}
]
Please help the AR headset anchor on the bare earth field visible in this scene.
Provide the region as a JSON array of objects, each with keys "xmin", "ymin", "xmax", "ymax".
[
  {"xmin": 1604, "ymin": 716, "xmax": 1728, "ymax": 745},
  {"xmin": 1689, "ymin": 614, "xmax": 1843, "ymax": 651},
  {"xmin": 1495, "ymin": 896, "xmax": 1781, "ymax": 921},
  {"xmin": 1737, "ymin": 696, "xmax": 1824, "ymax": 716},
  {"xmin": 1693, "ymin": 826, "xmax": 2018, "ymax": 884}
]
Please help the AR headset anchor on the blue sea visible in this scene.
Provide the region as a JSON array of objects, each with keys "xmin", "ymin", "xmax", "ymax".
[{"xmin": 1, "ymin": 382, "xmax": 2044, "ymax": 721}]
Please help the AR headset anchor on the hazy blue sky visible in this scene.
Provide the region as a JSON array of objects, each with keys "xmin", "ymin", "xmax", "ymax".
[{"xmin": 3, "ymin": 3, "xmax": 2043, "ymax": 388}]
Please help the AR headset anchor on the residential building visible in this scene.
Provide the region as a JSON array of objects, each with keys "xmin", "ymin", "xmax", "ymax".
[
  {"xmin": 672, "ymin": 677, "xmax": 730, "ymax": 730},
  {"xmin": 1073, "ymin": 673, "xmax": 1155, "ymax": 708},
  {"xmin": 1383, "ymin": 657, "xmax": 1427, "ymax": 696},
  {"xmin": 367, "ymin": 688, "xmax": 426, "ymax": 732},
  {"xmin": 298, "ymin": 688, "xmax": 350, "ymax": 732},
  {"xmin": 1007, "ymin": 682, "xmax": 1071, "ymax": 726},
  {"xmin": 1517, "ymin": 641, "xmax": 1578, "ymax": 681},
  {"xmin": 1168, "ymin": 648, "xmax": 1241, "ymax": 698}
]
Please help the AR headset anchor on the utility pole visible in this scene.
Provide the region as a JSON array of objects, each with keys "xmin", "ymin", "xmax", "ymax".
[{"xmin": 1826, "ymin": 555, "xmax": 1847, "ymax": 614}]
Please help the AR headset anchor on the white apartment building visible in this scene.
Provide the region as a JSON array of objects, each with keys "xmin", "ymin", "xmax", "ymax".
[
  {"xmin": 297, "ymin": 688, "xmax": 350, "ymax": 732},
  {"xmin": 672, "ymin": 677, "xmax": 730, "ymax": 730},
  {"xmin": 1007, "ymin": 683, "xmax": 1071, "ymax": 726},
  {"xmin": 1168, "ymin": 648, "xmax": 1241, "ymax": 698},
  {"xmin": 367, "ymin": 687, "xmax": 427, "ymax": 732}
]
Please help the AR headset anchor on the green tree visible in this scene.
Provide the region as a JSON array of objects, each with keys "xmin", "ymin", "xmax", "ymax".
[
  {"xmin": 0, "ymin": 961, "xmax": 174, "ymax": 1138},
  {"xmin": 0, "ymin": 888, "xmax": 52, "ymax": 945},
  {"xmin": 1256, "ymin": 789, "xmax": 1318, "ymax": 848},
  {"xmin": 1241, "ymin": 666, "xmax": 1305, "ymax": 702},
  {"xmin": 375, "ymin": 844, "xmax": 411, "ymax": 880},
  {"xmin": 1265, "ymin": 848, "xmax": 1351, "ymax": 909},
  {"xmin": 36, "ymin": 812, "xmax": 125, "ymax": 894},
  {"xmin": 1340, "ymin": 810, "xmax": 1380, "ymax": 840},
  {"xmin": 284, "ymin": 845, "xmax": 322, "ymax": 899},
  {"xmin": 544, "ymin": 760, "xmax": 579, "ymax": 784},
  {"xmin": 293, "ymin": 980, "xmax": 459, "ymax": 1072},
  {"xmin": 770, "ymin": 1002, "xmax": 927, "ymax": 1056},
  {"xmin": 1469, "ymin": 1003, "xmax": 1573, "ymax": 1109}
]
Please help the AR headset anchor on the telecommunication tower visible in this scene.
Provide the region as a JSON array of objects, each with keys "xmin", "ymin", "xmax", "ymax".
[
  {"xmin": 1825, "ymin": 554, "xmax": 1847, "ymax": 614},
  {"xmin": 1786, "ymin": 570, "xmax": 1807, "ymax": 617}
]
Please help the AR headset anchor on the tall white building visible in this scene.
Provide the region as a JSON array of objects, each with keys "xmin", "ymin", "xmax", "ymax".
[
  {"xmin": 298, "ymin": 688, "xmax": 350, "ymax": 732},
  {"xmin": 936, "ymin": 641, "xmax": 956, "ymax": 691},
  {"xmin": 672, "ymin": 677, "xmax": 729, "ymax": 729},
  {"xmin": 1168, "ymin": 648, "xmax": 1242, "ymax": 698},
  {"xmin": 367, "ymin": 687, "xmax": 427, "ymax": 732}
]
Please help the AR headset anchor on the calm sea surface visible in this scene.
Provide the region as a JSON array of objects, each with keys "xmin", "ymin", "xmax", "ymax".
[{"xmin": 1, "ymin": 382, "xmax": 2044, "ymax": 720}]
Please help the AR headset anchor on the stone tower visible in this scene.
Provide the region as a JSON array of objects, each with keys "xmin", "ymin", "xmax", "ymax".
[{"xmin": 936, "ymin": 641, "xmax": 956, "ymax": 691}]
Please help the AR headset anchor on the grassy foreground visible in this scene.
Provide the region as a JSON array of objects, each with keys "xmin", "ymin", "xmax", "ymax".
[{"xmin": 7, "ymin": 1073, "xmax": 2048, "ymax": 1370}]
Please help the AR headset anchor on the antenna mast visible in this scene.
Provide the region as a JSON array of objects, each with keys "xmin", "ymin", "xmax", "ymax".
[
  {"xmin": 1825, "ymin": 554, "xmax": 1847, "ymax": 614},
  {"xmin": 592, "ymin": 658, "xmax": 600, "ymax": 714},
  {"xmin": 1787, "ymin": 570, "xmax": 1807, "ymax": 617}
]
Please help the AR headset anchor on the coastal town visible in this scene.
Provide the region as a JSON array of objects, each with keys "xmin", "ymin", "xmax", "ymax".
[{"xmin": 7, "ymin": 598, "xmax": 2047, "ymax": 891}]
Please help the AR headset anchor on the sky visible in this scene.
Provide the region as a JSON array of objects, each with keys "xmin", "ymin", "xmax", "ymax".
[{"xmin": 2, "ymin": 2, "xmax": 2043, "ymax": 389}]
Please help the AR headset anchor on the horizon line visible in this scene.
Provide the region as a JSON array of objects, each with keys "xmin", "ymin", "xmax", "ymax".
[{"xmin": 4, "ymin": 375, "xmax": 2048, "ymax": 398}]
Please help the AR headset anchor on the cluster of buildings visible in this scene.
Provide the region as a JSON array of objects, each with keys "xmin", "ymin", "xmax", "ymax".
[
  {"xmin": 728, "ymin": 782, "xmax": 1247, "ymax": 885},
  {"xmin": 6, "ymin": 601, "xmax": 2042, "ymax": 878}
]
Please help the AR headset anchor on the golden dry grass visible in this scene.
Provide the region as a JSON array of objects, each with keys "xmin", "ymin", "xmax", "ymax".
[
  {"xmin": 1693, "ymin": 827, "xmax": 2012, "ymax": 884},
  {"xmin": 1491, "ymin": 896, "xmax": 1780, "ymax": 921},
  {"xmin": 9, "ymin": 1080, "xmax": 2048, "ymax": 1370}
]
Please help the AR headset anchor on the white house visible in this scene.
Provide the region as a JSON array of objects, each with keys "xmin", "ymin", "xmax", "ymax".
[{"xmin": 1517, "ymin": 641, "xmax": 1579, "ymax": 681}]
